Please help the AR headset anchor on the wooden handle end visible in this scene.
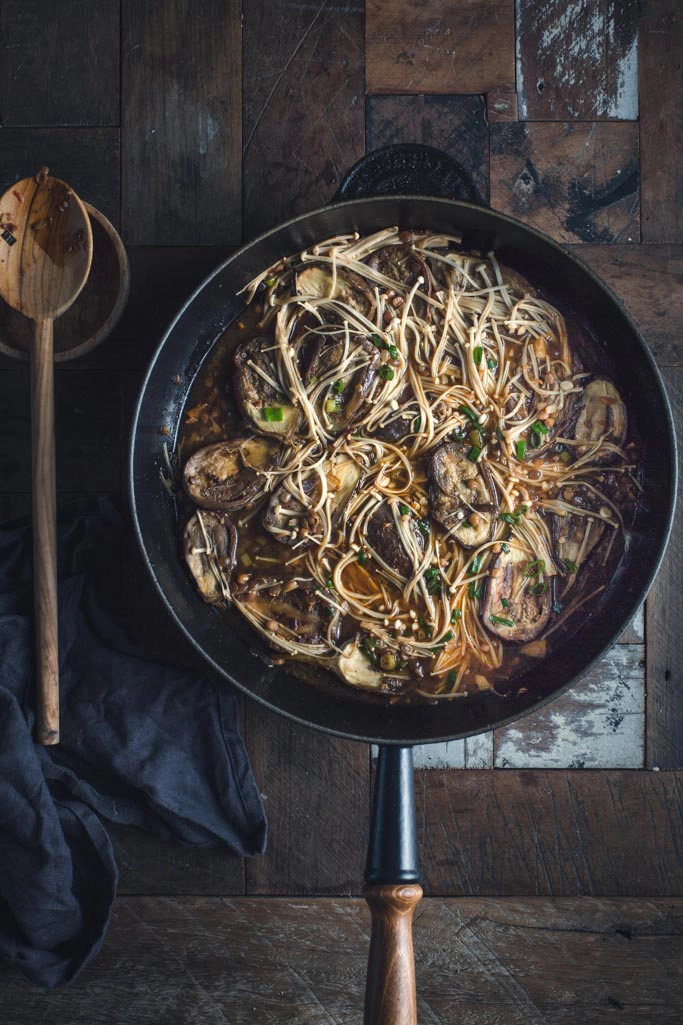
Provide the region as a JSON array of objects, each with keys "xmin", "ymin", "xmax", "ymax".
[{"xmin": 364, "ymin": 882, "xmax": 423, "ymax": 1025}]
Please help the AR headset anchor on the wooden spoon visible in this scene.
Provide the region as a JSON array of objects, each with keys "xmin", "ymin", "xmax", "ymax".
[{"xmin": 0, "ymin": 168, "xmax": 93, "ymax": 744}]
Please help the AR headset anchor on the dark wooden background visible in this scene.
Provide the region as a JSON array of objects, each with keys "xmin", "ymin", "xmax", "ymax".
[{"xmin": 0, "ymin": 1, "xmax": 681, "ymax": 1021}]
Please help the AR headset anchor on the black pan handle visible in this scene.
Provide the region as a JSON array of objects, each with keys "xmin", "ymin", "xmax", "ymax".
[
  {"xmin": 335, "ymin": 143, "xmax": 484, "ymax": 206},
  {"xmin": 363, "ymin": 745, "xmax": 422, "ymax": 1025}
]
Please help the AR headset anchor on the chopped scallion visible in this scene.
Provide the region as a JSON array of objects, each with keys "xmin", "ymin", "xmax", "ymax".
[
  {"xmin": 451, "ymin": 609, "xmax": 461, "ymax": 624},
  {"xmin": 529, "ymin": 580, "xmax": 548, "ymax": 595},
  {"xmin": 564, "ymin": 559, "xmax": 578, "ymax": 574},
  {"xmin": 487, "ymin": 358, "xmax": 497, "ymax": 370},
  {"xmin": 446, "ymin": 670, "xmax": 457, "ymax": 687},
  {"xmin": 358, "ymin": 550, "xmax": 367, "ymax": 565},
  {"xmin": 399, "ymin": 503, "xmax": 410, "ymax": 516},
  {"xmin": 417, "ymin": 518, "xmax": 430, "ymax": 537},
  {"xmin": 516, "ymin": 438, "xmax": 526, "ymax": 461},
  {"xmin": 262, "ymin": 406, "xmax": 284, "ymax": 422},
  {"xmin": 379, "ymin": 365, "xmax": 395, "ymax": 381},
  {"xmin": 468, "ymin": 445, "xmax": 482, "ymax": 462},
  {"xmin": 333, "ymin": 378, "xmax": 344, "ymax": 393},
  {"xmin": 470, "ymin": 553, "xmax": 483, "ymax": 575},
  {"xmin": 523, "ymin": 559, "xmax": 546, "ymax": 578},
  {"xmin": 490, "ymin": 615, "xmax": 515, "ymax": 627},
  {"xmin": 371, "ymin": 334, "xmax": 382, "ymax": 348},
  {"xmin": 473, "ymin": 346, "xmax": 483, "ymax": 366},
  {"xmin": 459, "ymin": 404, "xmax": 480, "ymax": 424}
]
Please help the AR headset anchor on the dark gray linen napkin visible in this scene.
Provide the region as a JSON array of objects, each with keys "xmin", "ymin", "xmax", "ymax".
[{"xmin": 0, "ymin": 499, "xmax": 266, "ymax": 988}]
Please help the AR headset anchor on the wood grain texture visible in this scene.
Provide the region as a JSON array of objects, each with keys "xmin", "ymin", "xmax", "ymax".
[
  {"xmin": 0, "ymin": 0, "xmax": 119, "ymax": 127},
  {"xmin": 646, "ymin": 367, "xmax": 682, "ymax": 769},
  {"xmin": 640, "ymin": 0, "xmax": 683, "ymax": 242},
  {"xmin": 111, "ymin": 824, "xmax": 245, "ymax": 896},
  {"xmin": 516, "ymin": 0, "xmax": 639, "ymax": 121},
  {"xmin": 242, "ymin": 0, "xmax": 364, "ymax": 238},
  {"xmin": 364, "ymin": 884, "xmax": 422, "ymax": 1025},
  {"xmin": 0, "ymin": 897, "xmax": 681, "ymax": 1024},
  {"xmin": 0, "ymin": 128, "xmax": 120, "ymax": 228},
  {"xmin": 121, "ymin": 0, "xmax": 241, "ymax": 245},
  {"xmin": 490, "ymin": 121, "xmax": 639, "ymax": 243},
  {"xmin": 487, "ymin": 90, "xmax": 518, "ymax": 122},
  {"xmin": 245, "ymin": 704, "xmax": 369, "ymax": 895},
  {"xmin": 0, "ymin": 369, "xmax": 121, "ymax": 494},
  {"xmin": 574, "ymin": 244, "xmax": 683, "ymax": 366},
  {"xmin": 365, "ymin": 0, "xmax": 515, "ymax": 94},
  {"xmin": 418, "ymin": 770, "xmax": 682, "ymax": 896},
  {"xmin": 366, "ymin": 94, "xmax": 489, "ymax": 202},
  {"xmin": 494, "ymin": 645, "xmax": 645, "ymax": 769}
]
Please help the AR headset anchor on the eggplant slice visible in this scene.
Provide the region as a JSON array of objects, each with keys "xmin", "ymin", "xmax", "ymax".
[
  {"xmin": 429, "ymin": 442, "xmax": 498, "ymax": 548},
  {"xmin": 305, "ymin": 333, "xmax": 380, "ymax": 435},
  {"xmin": 365, "ymin": 502, "xmax": 424, "ymax": 579},
  {"xmin": 570, "ymin": 377, "xmax": 627, "ymax": 460},
  {"xmin": 183, "ymin": 436, "xmax": 281, "ymax": 511},
  {"xmin": 334, "ymin": 636, "xmax": 385, "ymax": 692},
  {"xmin": 263, "ymin": 455, "xmax": 362, "ymax": 547},
  {"xmin": 183, "ymin": 510, "xmax": 237, "ymax": 604},
  {"xmin": 232, "ymin": 576, "xmax": 340, "ymax": 650},
  {"xmin": 295, "ymin": 264, "xmax": 375, "ymax": 321},
  {"xmin": 234, "ymin": 337, "xmax": 299, "ymax": 438},
  {"xmin": 482, "ymin": 545, "xmax": 553, "ymax": 642},
  {"xmin": 552, "ymin": 482, "xmax": 608, "ymax": 576},
  {"xmin": 366, "ymin": 243, "xmax": 431, "ymax": 318}
]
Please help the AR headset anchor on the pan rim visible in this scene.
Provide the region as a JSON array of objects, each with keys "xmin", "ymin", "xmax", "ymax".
[{"xmin": 129, "ymin": 195, "xmax": 678, "ymax": 746}]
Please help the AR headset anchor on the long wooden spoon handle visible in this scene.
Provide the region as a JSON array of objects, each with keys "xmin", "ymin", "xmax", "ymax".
[
  {"xmin": 363, "ymin": 882, "xmax": 423, "ymax": 1025},
  {"xmin": 32, "ymin": 317, "xmax": 59, "ymax": 745}
]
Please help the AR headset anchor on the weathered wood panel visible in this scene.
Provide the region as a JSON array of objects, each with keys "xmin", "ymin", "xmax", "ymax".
[
  {"xmin": 245, "ymin": 706, "xmax": 370, "ymax": 895},
  {"xmin": 0, "ymin": 897, "xmax": 681, "ymax": 1024},
  {"xmin": 646, "ymin": 367, "xmax": 682, "ymax": 769},
  {"xmin": 640, "ymin": 0, "xmax": 683, "ymax": 242},
  {"xmin": 574, "ymin": 244, "xmax": 683, "ymax": 366},
  {"xmin": 0, "ymin": 127, "xmax": 120, "ymax": 228},
  {"xmin": 490, "ymin": 121, "xmax": 639, "ymax": 244},
  {"xmin": 494, "ymin": 646, "xmax": 644, "ymax": 769},
  {"xmin": 487, "ymin": 91, "xmax": 518, "ymax": 123},
  {"xmin": 365, "ymin": 0, "xmax": 515, "ymax": 95},
  {"xmin": 121, "ymin": 0, "xmax": 241, "ymax": 245},
  {"xmin": 0, "ymin": 0, "xmax": 119, "ymax": 127},
  {"xmin": 516, "ymin": 0, "xmax": 639, "ymax": 121},
  {"xmin": 418, "ymin": 770, "xmax": 682, "ymax": 896},
  {"xmin": 0, "ymin": 369, "xmax": 121, "ymax": 494},
  {"xmin": 242, "ymin": 0, "xmax": 364, "ymax": 238},
  {"xmin": 366, "ymin": 94, "xmax": 489, "ymax": 202}
]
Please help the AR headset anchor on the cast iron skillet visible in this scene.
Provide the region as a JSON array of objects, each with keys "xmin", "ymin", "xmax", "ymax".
[{"xmin": 130, "ymin": 147, "xmax": 676, "ymax": 1024}]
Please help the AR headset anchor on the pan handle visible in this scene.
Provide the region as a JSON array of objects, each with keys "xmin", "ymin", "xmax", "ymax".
[
  {"xmin": 335, "ymin": 143, "xmax": 484, "ymax": 206},
  {"xmin": 363, "ymin": 745, "xmax": 422, "ymax": 1025}
]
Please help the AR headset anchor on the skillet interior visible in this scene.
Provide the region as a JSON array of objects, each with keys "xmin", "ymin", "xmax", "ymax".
[{"xmin": 129, "ymin": 196, "xmax": 676, "ymax": 745}]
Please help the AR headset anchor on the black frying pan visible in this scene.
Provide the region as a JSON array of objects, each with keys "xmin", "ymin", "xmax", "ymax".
[{"xmin": 129, "ymin": 147, "xmax": 676, "ymax": 1024}]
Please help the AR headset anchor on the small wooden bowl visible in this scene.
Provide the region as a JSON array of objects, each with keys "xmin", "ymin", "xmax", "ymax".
[{"xmin": 0, "ymin": 203, "xmax": 129, "ymax": 362}]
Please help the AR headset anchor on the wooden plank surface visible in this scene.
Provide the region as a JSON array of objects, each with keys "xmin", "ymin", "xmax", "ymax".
[
  {"xmin": 245, "ymin": 708, "xmax": 370, "ymax": 895},
  {"xmin": 112, "ymin": 825, "xmax": 245, "ymax": 896},
  {"xmin": 0, "ymin": 127, "xmax": 120, "ymax": 228},
  {"xmin": 646, "ymin": 367, "xmax": 682, "ymax": 769},
  {"xmin": 516, "ymin": 0, "xmax": 639, "ymax": 121},
  {"xmin": 574, "ymin": 244, "xmax": 683, "ymax": 366},
  {"xmin": 242, "ymin": 0, "xmax": 365, "ymax": 238},
  {"xmin": 365, "ymin": 0, "xmax": 515, "ymax": 95},
  {"xmin": 0, "ymin": 0, "xmax": 120, "ymax": 127},
  {"xmin": 640, "ymin": 0, "xmax": 683, "ymax": 242},
  {"xmin": 417, "ymin": 770, "xmax": 682, "ymax": 896},
  {"xmin": 121, "ymin": 0, "xmax": 242, "ymax": 245},
  {"xmin": 0, "ymin": 896, "xmax": 681, "ymax": 1024},
  {"xmin": 490, "ymin": 121, "xmax": 640, "ymax": 243},
  {"xmin": 366, "ymin": 94, "xmax": 489, "ymax": 202}
]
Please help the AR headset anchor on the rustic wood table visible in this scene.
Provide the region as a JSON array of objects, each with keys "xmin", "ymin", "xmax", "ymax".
[{"xmin": 0, "ymin": 1, "xmax": 681, "ymax": 1022}]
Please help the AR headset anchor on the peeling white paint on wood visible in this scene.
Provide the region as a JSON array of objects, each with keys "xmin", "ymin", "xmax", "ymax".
[
  {"xmin": 516, "ymin": 0, "xmax": 639, "ymax": 120},
  {"xmin": 412, "ymin": 731, "xmax": 494, "ymax": 770},
  {"xmin": 620, "ymin": 603, "xmax": 644, "ymax": 642},
  {"xmin": 494, "ymin": 645, "xmax": 645, "ymax": 769}
]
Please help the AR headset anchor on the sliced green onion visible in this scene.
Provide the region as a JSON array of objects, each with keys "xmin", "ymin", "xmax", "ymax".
[
  {"xmin": 529, "ymin": 580, "xmax": 548, "ymax": 595},
  {"xmin": 531, "ymin": 420, "xmax": 550, "ymax": 435},
  {"xmin": 470, "ymin": 553, "xmax": 483, "ymax": 575},
  {"xmin": 387, "ymin": 344, "xmax": 399, "ymax": 360},
  {"xmin": 487, "ymin": 358, "xmax": 497, "ymax": 370},
  {"xmin": 264, "ymin": 276, "xmax": 276, "ymax": 287},
  {"xmin": 468, "ymin": 445, "xmax": 482, "ymax": 462},
  {"xmin": 499, "ymin": 513, "xmax": 517, "ymax": 525},
  {"xmin": 358, "ymin": 550, "xmax": 367, "ymax": 565},
  {"xmin": 412, "ymin": 416, "xmax": 422, "ymax": 433},
  {"xmin": 501, "ymin": 598, "xmax": 510, "ymax": 608},
  {"xmin": 516, "ymin": 438, "xmax": 526, "ymax": 461},
  {"xmin": 425, "ymin": 568, "xmax": 442, "ymax": 594},
  {"xmin": 450, "ymin": 609, "xmax": 461, "ymax": 624},
  {"xmin": 371, "ymin": 334, "xmax": 382, "ymax": 348},
  {"xmin": 501, "ymin": 542, "xmax": 510, "ymax": 553},
  {"xmin": 523, "ymin": 559, "xmax": 546, "ymax": 578},
  {"xmin": 326, "ymin": 578, "xmax": 335, "ymax": 590},
  {"xmin": 564, "ymin": 559, "xmax": 578, "ymax": 574},
  {"xmin": 459, "ymin": 404, "xmax": 480, "ymax": 424},
  {"xmin": 446, "ymin": 670, "xmax": 457, "ymax": 688},
  {"xmin": 399, "ymin": 503, "xmax": 410, "ymax": 516},
  {"xmin": 417, "ymin": 518, "xmax": 430, "ymax": 537},
  {"xmin": 418, "ymin": 617, "xmax": 433, "ymax": 639},
  {"xmin": 444, "ymin": 630, "xmax": 454, "ymax": 642},
  {"xmin": 263, "ymin": 406, "xmax": 284, "ymax": 422},
  {"xmin": 333, "ymin": 378, "xmax": 345, "ymax": 394},
  {"xmin": 490, "ymin": 615, "xmax": 515, "ymax": 627},
  {"xmin": 473, "ymin": 346, "xmax": 483, "ymax": 366},
  {"xmin": 379, "ymin": 365, "xmax": 395, "ymax": 381},
  {"xmin": 468, "ymin": 581, "xmax": 483, "ymax": 600},
  {"xmin": 324, "ymin": 397, "xmax": 342, "ymax": 414}
]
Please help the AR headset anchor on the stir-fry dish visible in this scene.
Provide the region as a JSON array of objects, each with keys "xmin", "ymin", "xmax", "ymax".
[{"xmin": 177, "ymin": 228, "xmax": 638, "ymax": 701}]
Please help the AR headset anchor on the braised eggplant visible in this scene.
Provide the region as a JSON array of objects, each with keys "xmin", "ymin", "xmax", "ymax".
[
  {"xmin": 183, "ymin": 437, "xmax": 281, "ymax": 511},
  {"xmin": 232, "ymin": 576, "xmax": 340, "ymax": 650},
  {"xmin": 234, "ymin": 338, "xmax": 299, "ymax": 438},
  {"xmin": 482, "ymin": 546, "xmax": 553, "ymax": 642},
  {"xmin": 428, "ymin": 442, "xmax": 497, "ymax": 548},
  {"xmin": 334, "ymin": 636, "xmax": 386, "ymax": 691},
  {"xmin": 305, "ymin": 333, "xmax": 380, "ymax": 434},
  {"xmin": 365, "ymin": 502, "xmax": 424, "ymax": 579},
  {"xmin": 570, "ymin": 377, "xmax": 627, "ymax": 459},
  {"xmin": 183, "ymin": 510, "xmax": 237, "ymax": 604},
  {"xmin": 296, "ymin": 264, "xmax": 375, "ymax": 320}
]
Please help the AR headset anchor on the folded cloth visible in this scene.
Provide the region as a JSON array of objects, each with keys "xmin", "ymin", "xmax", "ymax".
[{"xmin": 0, "ymin": 499, "xmax": 267, "ymax": 988}]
